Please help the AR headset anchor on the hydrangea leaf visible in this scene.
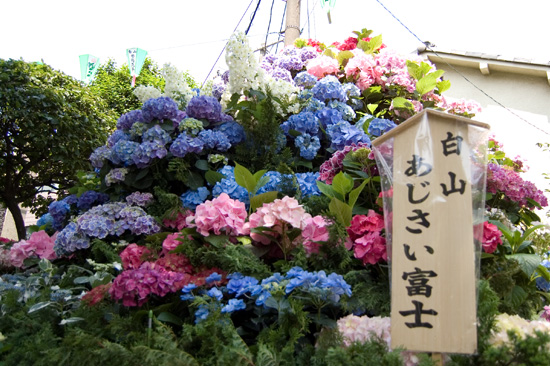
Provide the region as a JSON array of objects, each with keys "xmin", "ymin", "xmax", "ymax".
[
  {"xmin": 250, "ymin": 191, "xmax": 278, "ymax": 212},
  {"xmin": 332, "ymin": 172, "xmax": 354, "ymax": 196},
  {"xmin": 415, "ymin": 70, "xmax": 445, "ymax": 96},
  {"xmin": 234, "ymin": 162, "xmax": 256, "ymax": 193},
  {"xmin": 329, "ymin": 197, "xmax": 352, "ymax": 227}
]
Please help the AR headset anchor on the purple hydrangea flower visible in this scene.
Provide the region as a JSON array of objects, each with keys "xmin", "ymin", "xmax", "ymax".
[
  {"xmin": 125, "ymin": 192, "xmax": 154, "ymax": 207},
  {"xmin": 170, "ymin": 132, "xmax": 204, "ymax": 158},
  {"xmin": 117, "ymin": 110, "xmax": 144, "ymax": 130},
  {"xmin": 186, "ymin": 95, "xmax": 223, "ymax": 122},
  {"xmin": 110, "ymin": 140, "xmax": 140, "ymax": 166},
  {"xmin": 90, "ymin": 145, "xmax": 112, "ymax": 169},
  {"xmin": 54, "ymin": 222, "xmax": 91, "ymax": 257},
  {"xmin": 141, "ymin": 97, "xmax": 180, "ymax": 122},
  {"xmin": 198, "ymin": 130, "xmax": 231, "ymax": 152},
  {"xmin": 142, "ymin": 125, "xmax": 172, "ymax": 145},
  {"xmin": 77, "ymin": 190, "xmax": 110, "ymax": 211},
  {"xmin": 107, "ymin": 129, "xmax": 131, "ymax": 148},
  {"xmin": 270, "ymin": 67, "xmax": 293, "ymax": 83},
  {"xmin": 132, "ymin": 140, "xmax": 168, "ymax": 168}
]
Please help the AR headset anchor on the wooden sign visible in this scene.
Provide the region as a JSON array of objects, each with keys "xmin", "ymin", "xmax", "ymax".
[{"xmin": 372, "ymin": 109, "xmax": 490, "ymax": 354}]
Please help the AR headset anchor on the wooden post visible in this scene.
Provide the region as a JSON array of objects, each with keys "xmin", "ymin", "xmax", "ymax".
[
  {"xmin": 432, "ymin": 353, "xmax": 445, "ymax": 366},
  {"xmin": 284, "ymin": 0, "xmax": 300, "ymax": 46}
]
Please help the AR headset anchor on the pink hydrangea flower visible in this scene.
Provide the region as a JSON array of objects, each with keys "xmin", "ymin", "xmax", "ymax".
[
  {"xmin": 163, "ymin": 209, "xmax": 193, "ymax": 231},
  {"xmin": 306, "ymin": 55, "xmax": 339, "ymax": 79},
  {"xmin": 9, "ymin": 230, "xmax": 57, "ymax": 268},
  {"xmin": 541, "ymin": 305, "xmax": 550, "ymax": 322},
  {"xmin": 301, "ymin": 215, "xmax": 331, "ymax": 255},
  {"xmin": 162, "ymin": 232, "xmax": 184, "ymax": 251},
  {"xmin": 481, "ymin": 221, "xmax": 503, "ymax": 253},
  {"xmin": 348, "ymin": 210, "xmax": 385, "ymax": 240},
  {"xmin": 353, "ymin": 231, "xmax": 387, "ymax": 265},
  {"xmin": 120, "ymin": 243, "xmax": 152, "ymax": 270},
  {"xmin": 245, "ymin": 196, "xmax": 312, "ymax": 245},
  {"xmin": 187, "ymin": 193, "xmax": 248, "ymax": 237}
]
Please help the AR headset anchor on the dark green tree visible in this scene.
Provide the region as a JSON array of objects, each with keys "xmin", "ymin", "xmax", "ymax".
[{"xmin": 0, "ymin": 59, "xmax": 116, "ymax": 240}]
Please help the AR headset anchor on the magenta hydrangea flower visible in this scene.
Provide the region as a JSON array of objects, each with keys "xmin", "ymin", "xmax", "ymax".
[
  {"xmin": 318, "ymin": 143, "xmax": 370, "ymax": 184},
  {"xmin": 487, "ymin": 163, "xmax": 548, "ymax": 208},
  {"xmin": 346, "ymin": 210, "xmax": 387, "ymax": 265}
]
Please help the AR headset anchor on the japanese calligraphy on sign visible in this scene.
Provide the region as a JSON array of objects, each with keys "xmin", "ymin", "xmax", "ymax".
[
  {"xmin": 372, "ymin": 109, "xmax": 490, "ymax": 354},
  {"xmin": 78, "ymin": 54, "xmax": 100, "ymax": 84},
  {"xmin": 126, "ymin": 48, "xmax": 148, "ymax": 87}
]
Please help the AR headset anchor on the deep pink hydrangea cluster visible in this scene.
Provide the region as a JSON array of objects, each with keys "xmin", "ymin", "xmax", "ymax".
[
  {"xmin": 331, "ymin": 37, "xmax": 358, "ymax": 51},
  {"xmin": 163, "ymin": 209, "xmax": 193, "ymax": 231},
  {"xmin": 481, "ymin": 221, "xmax": 503, "ymax": 254},
  {"xmin": 120, "ymin": 243, "xmax": 152, "ymax": 270},
  {"xmin": 9, "ymin": 230, "xmax": 57, "ymax": 268},
  {"xmin": 346, "ymin": 210, "xmax": 387, "ymax": 265},
  {"xmin": 109, "ymin": 261, "xmax": 187, "ymax": 306},
  {"xmin": 487, "ymin": 163, "xmax": 548, "ymax": 208},
  {"xmin": 245, "ymin": 196, "xmax": 311, "ymax": 245},
  {"xmin": 186, "ymin": 193, "xmax": 249, "ymax": 237},
  {"xmin": 319, "ymin": 143, "xmax": 370, "ymax": 184}
]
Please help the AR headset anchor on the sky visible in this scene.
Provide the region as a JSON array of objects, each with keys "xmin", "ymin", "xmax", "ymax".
[{"xmin": 2, "ymin": 0, "xmax": 550, "ymax": 216}]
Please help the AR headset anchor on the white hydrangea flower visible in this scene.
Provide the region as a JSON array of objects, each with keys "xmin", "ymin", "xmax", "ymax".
[
  {"xmin": 225, "ymin": 31, "xmax": 265, "ymax": 95},
  {"xmin": 162, "ymin": 63, "xmax": 194, "ymax": 107},
  {"xmin": 133, "ymin": 85, "xmax": 162, "ymax": 103}
]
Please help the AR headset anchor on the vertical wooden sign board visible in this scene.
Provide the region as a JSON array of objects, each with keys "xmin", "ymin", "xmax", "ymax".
[{"xmin": 373, "ymin": 109, "xmax": 489, "ymax": 354}]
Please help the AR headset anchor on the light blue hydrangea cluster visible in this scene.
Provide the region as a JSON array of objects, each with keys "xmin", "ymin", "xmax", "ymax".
[
  {"xmin": 311, "ymin": 75, "xmax": 347, "ymax": 102},
  {"xmin": 328, "ymin": 100, "xmax": 356, "ymax": 122},
  {"xmin": 77, "ymin": 190, "xmax": 110, "ymax": 211},
  {"xmin": 198, "ymin": 130, "xmax": 231, "ymax": 152},
  {"xmin": 181, "ymin": 187, "xmax": 210, "ymax": 209},
  {"xmin": 170, "ymin": 132, "xmax": 204, "ymax": 158},
  {"xmin": 295, "ymin": 172, "xmax": 321, "ymax": 196},
  {"xmin": 327, "ymin": 121, "xmax": 371, "ymax": 150},
  {"xmin": 536, "ymin": 259, "xmax": 550, "ymax": 291},
  {"xmin": 141, "ymin": 96, "xmax": 180, "ymax": 122},
  {"xmin": 342, "ymin": 82, "xmax": 363, "ymax": 110},
  {"xmin": 186, "ymin": 95, "xmax": 223, "ymax": 122},
  {"xmin": 367, "ymin": 117, "xmax": 397, "ymax": 137},
  {"xmin": 142, "ymin": 125, "xmax": 172, "ymax": 145},
  {"xmin": 36, "ymin": 213, "xmax": 54, "ymax": 228},
  {"xmin": 316, "ymin": 107, "xmax": 344, "ymax": 128},
  {"xmin": 212, "ymin": 165, "xmax": 250, "ymax": 205},
  {"xmin": 48, "ymin": 196, "xmax": 77, "ymax": 230},
  {"xmin": 294, "ymin": 71, "xmax": 318, "ymax": 88},
  {"xmin": 105, "ymin": 168, "xmax": 128, "ymax": 186},
  {"xmin": 116, "ymin": 109, "xmax": 144, "ymax": 130}
]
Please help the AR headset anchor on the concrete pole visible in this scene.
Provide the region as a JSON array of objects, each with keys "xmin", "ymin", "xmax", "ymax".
[{"xmin": 284, "ymin": 0, "xmax": 301, "ymax": 47}]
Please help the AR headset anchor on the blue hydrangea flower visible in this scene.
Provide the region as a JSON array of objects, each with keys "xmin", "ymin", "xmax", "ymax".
[
  {"xmin": 198, "ymin": 130, "xmax": 231, "ymax": 152},
  {"xmin": 328, "ymin": 100, "xmax": 356, "ymax": 121},
  {"xmin": 36, "ymin": 213, "xmax": 54, "ymax": 228},
  {"xmin": 182, "ymin": 283, "xmax": 197, "ymax": 293},
  {"xmin": 48, "ymin": 200, "xmax": 71, "ymax": 230},
  {"xmin": 311, "ymin": 75, "xmax": 347, "ymax": 102},
  {"xmin": 296, "ymin": 172, "xmax": 321, "ymax": 196},
  {"xmin": 214, "ymin": 121, "xmax": 246, "ymax": 145},
  {"xmin": 212, "ymin": 80, "xmax": 225, "ymax": 100},
  {"xmin": 536, "ymin": 260, "xmax": 550, "ymax": 291},
  {"xmin": 327, "ymin": 121, "xmax": 371, "ymax": 150},
  {"xmin": 295, "ymin": 134, "xmax": 321, "ymax": 160},
  {"xmin": 170, "ymin": 132, "xmax": 204, "ymax": 158},
  {"xmin": 367, "ymin": 117, "xmax": 398, "ymax": 137},
  {"xmin": 212, "ymin": 166, "xmax": 250, "ymax": 205},
  {"xmin": 105, "ymin": 168, "xmax": 129, "ymax": 186},
  {"xmin": 90, "ymin": 145, "xmax": 112, "ymax": 169},
  {"xmin": 77, "ymin": 191, "xmax": 110, "ymax": 211},
  {"xmin": 195, "ymin": 304, "xmax": 210, "ymax": 324},
  {"xmin": 133, "ymin": 140, "xmax": 168, "ymax": 167},
  {"xmin": 107, "ymin": 129, "xmax": 131, "ymax": 148},
  {"xmin": 280, "ymin": 111, "xmax": 320, "ymax": 137},
  {"xmin": 294, "ymin": 71, "xmax": 318, "ymax": 88},
  {"xmin": 180, "ymin": 187, "xmax": 210, "ymax": 209},
  {"xmin": 316, "ymin": 107, "xmax": 344, "ymax": 129},
  {"xmin": 142, "ymin": 125, "xmax": 172, "ymax": 145},
  {"xmin": 54, "ymin": 222, "xmax": 91, "ymax": 257},
  {"xmin": 303, "ymin": 98, "xmax": 326, "ymax": 113},
  {"xmin": 77, "ymin": 214, "xmax": 116, "ymax": 239},
  {"xmin": 206, "ymin": 272, "xmax": 222, "ymax": 284},
  {"xmin": 226, "ymin": 273, "xmax": 259, "ymax": 297},
  {"xmin": 256, "ymin": 171, "xmax": 283, "ymax": 194},
  {"xmin": 186, "ymin": 95, "xmax": 223, "ymax": 122},
  {"xmin": 207, "ymin": 287, "xmax": 223, "ymax": 301},
  {"xmin": 141, "ymin": 97, "xmax": 180, "ymax": 122},
  {"xmin": 221, "ymin": 298, "xmax": 246, "ymax": 313},
  {"xmin": 342, "ymin": 82, "xmax": 361, "ymax": 99},
  {"xmin": 110, "ymin": 140, "xmax": 140, "ymax": 166},
  {"xmin": 117, "ymin": 109, "xmax": 144, "ymax": 130}
]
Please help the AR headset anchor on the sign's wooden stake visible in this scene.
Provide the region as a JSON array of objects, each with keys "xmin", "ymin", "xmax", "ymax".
[{"xmin": 432, "ymin": 352, "xmax": 445, "ymax": 365}]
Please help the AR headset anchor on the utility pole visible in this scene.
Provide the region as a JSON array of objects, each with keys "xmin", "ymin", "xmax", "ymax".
[{"xmin": 284, "ymin": 0, "xmax": 300, "ymax": 46}]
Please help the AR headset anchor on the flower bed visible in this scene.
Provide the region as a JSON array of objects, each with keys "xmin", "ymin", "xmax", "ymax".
[{"xmin": 1, "ymin": 28, "xmax": 550, "ymax": 365}]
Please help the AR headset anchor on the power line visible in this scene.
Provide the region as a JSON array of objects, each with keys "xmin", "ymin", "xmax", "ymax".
[
  {"xmin": 245, "ymin": 0, "xmax": 262, "ymax": 35},
  {"xmin": 275, "ymin": 2, "xmax": 286, "ymax": 53},
  {"xmin": 201, "ymin": 0, "xmax": 256, "ymax": 88},
  {"xmin": 373, "ymin": 0, "xmax": 550, "ymax": 136},
  {"xmin": 264, "ymin": 0, "xmax": 276, "ymax": 53}
]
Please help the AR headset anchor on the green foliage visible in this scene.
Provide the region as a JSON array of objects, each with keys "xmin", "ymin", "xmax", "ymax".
[
  {"xmin": 0, "ymin": 59, "xmax": 116, "ymax": 239},
  {"xmin": 89, "ymin": 58, "xmax": 165, "ymax": 116}
]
